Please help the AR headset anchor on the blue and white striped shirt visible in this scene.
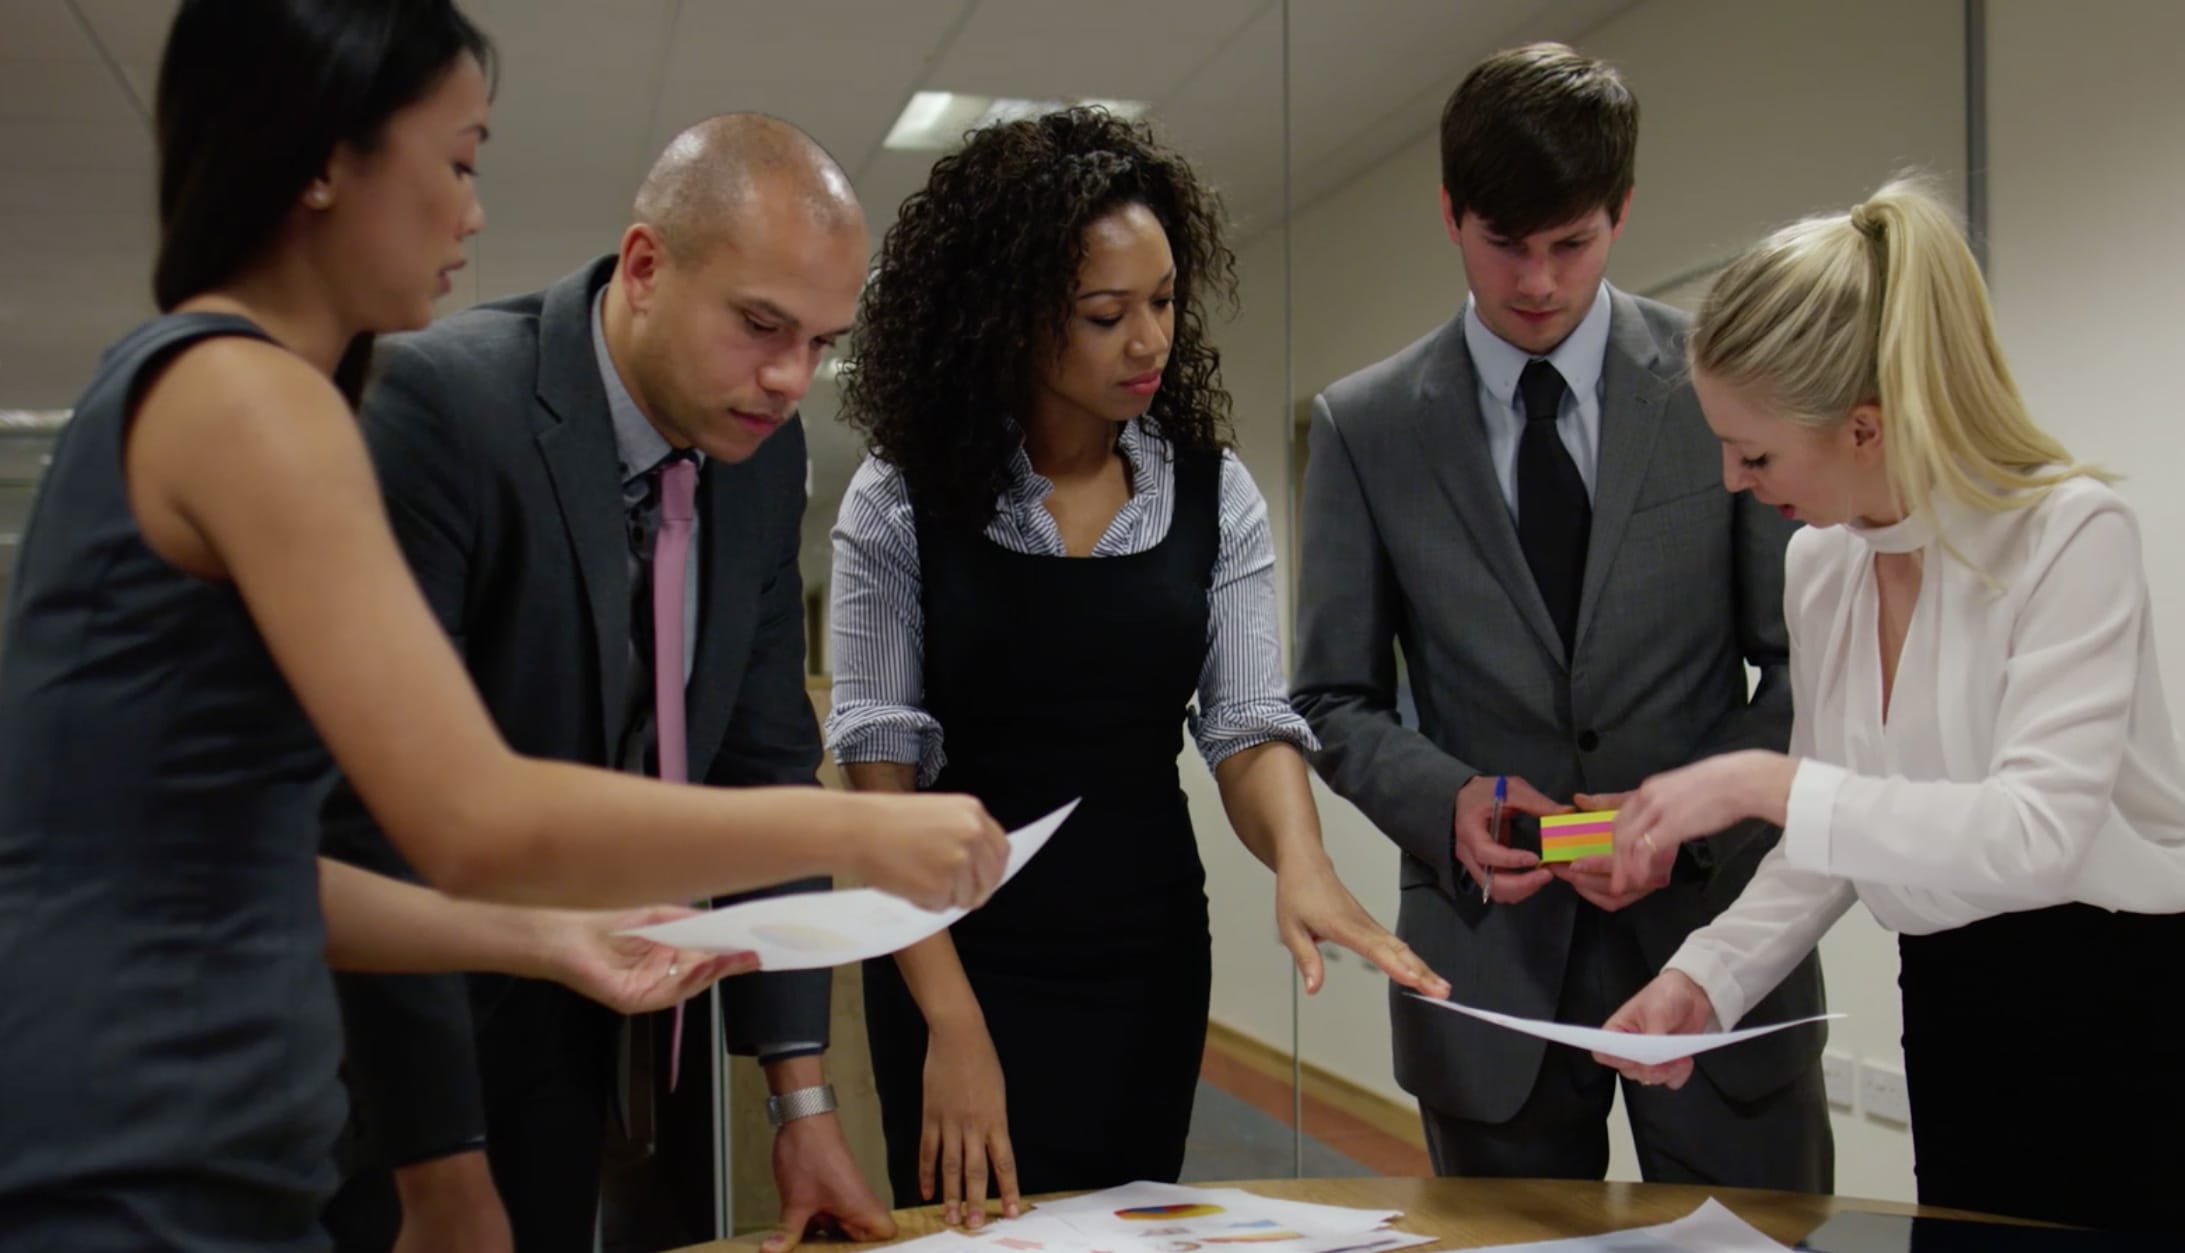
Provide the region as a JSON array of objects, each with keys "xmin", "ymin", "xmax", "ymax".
[{"xmin": 826, "ymin": 419, "xmax": 1317, "ymax": 786}]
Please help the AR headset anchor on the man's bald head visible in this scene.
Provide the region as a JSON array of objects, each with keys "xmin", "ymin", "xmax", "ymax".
[
  {"xmin": 608, "ymin": 113, "xmax": 867, "ymax": 466},
  {"xmin": 632, "ymin": 112, "xmax": 862, "ymax": 264}
]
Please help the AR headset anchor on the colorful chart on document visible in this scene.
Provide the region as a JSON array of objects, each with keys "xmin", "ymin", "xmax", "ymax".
[{"xmin": 1118, "ymin": 1204, "xmax": 1226, "ymax": 1221}]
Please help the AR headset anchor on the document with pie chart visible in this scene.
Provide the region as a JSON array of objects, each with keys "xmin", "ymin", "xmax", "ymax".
[{"xmin": 617, "ymin": 800, "xmax": 1078, "ymax": 970}]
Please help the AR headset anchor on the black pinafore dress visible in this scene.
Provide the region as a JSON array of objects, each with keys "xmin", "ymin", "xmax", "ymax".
[{"xmin": 862, "ymin": 447, "xmax": 1223, "ymax": 1200}]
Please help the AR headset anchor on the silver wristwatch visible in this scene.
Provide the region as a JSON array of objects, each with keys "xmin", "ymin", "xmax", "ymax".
[{"xmin": 765, "ymin": 1083, "xmax": 838, "ymax": 1128}]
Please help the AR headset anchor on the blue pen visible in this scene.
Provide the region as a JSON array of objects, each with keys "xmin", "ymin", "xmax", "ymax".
[{"xmin": 1482, "ymin": 775, "xmax": 1507, "ymax": 903}]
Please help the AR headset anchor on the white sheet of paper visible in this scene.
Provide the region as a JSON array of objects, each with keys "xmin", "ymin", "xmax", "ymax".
[
  {"xmin": 868, "ymin": 1213, "xmax": 1433, "ymax": 1253},
  {"xmin": 1266, "ymin": 1230, "xmax": 1438, "ymax": 1253},
  {"xmin": 1034, "ymin": 1181, "xmax": 1409, "ymax": 1249},
  {"xmin": 1407, "ymin": 994, "xmax": 1842, "ymax": 1067},
  {"xmin": 1463, "ymin": 1199, "xmax": 1787, "ymax": 1251},
  {"xmin": 878, "ymin": 1196, "xmax": 1773, "ymax": 1253},
  {"xmin": 1182, "ymin": 1188, "xmax": 1403, "ymax": 1235},
  {"xmin": 617, "ymin": 799, "xmax": 1078, "ymax": 969},
  {"xmin": 878, "ymin": 1214, "xmax": 1110, "ymax": 1253},
  {"xmin": 1645, "ymin": 1200, "xmax": 1789, "ymax": 1252}
]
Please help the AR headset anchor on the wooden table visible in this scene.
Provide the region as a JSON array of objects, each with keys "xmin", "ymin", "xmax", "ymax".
[{"xmin": 671, "ymin": 1175, "xmax": 2019, "ymax": 1251}]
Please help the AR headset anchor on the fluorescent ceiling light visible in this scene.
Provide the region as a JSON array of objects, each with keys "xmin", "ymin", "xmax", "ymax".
[
  {"xmin": 0, "ymin": 409, "xmax": 71, "ymax": 431},
  {"xmin": 883, "ymin": 91, "xmax": 1149, "ymax": 151}
]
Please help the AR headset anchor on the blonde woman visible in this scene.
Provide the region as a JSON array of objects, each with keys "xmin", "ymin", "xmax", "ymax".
[{"xmin": 1590, "ymin": 180, "xmax": 2185, "ymax": 1231}]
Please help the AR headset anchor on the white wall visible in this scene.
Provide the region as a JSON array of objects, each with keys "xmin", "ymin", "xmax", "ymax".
[
  {"xmin": 1986, "ymin": 0, "xmax": 2185, "ymax": 699},
  {"xmin": 1187, "ymin": 0, "xmax": 1974, "ymax": 1203},
  {"xmin": 1179, "ymin": 167, "xmax": 1307, "ymax": 1060}
]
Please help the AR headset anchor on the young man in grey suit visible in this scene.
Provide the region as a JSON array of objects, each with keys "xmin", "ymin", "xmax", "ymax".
[
  {"xmin": 320, "ymin": 115, "xmax": 891, "ymax": 1253},
  {"xmin": 1291, "ymin": 45, "xmax": 1831, "ymax": 1188}
]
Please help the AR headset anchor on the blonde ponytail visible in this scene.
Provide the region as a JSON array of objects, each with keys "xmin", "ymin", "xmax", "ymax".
[{"xmin": 1691, "ymin": 176, "xmax": 2104, "ymax": 526}]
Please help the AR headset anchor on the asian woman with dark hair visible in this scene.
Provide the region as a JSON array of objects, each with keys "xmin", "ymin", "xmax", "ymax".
[{"xmin": 0, "ymin": 3, "xmax": 1004, "ymax": 1244}]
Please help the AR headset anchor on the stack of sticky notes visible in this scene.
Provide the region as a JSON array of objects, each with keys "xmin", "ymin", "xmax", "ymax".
[{"xmin": 1539, "ymin": 810, "xmax": 1617, "ymax": 862}]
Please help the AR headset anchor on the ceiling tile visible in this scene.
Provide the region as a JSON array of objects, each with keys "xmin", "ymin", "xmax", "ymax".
[
  {"xmin": 1149, "ymin": 1, "xmax": 1287, "ymax": 230},
  {"xmin": 0, "ymin": 56, "xmax": 139, "ymax": 121},
  {"xmin": 1283, "ymin": 0, "xmax": 1640, "ymax": 218},
  {"xmin": 0, "ymin": 0, "xmax": 1651, "ymax": 409},
  {"xmin": 115, "ymin": 56, "xmax": 154, "ymax": 105},
  {"xmin": 0, "ymin": 118, "xmax": 151, "ymax": 169},
  {"xmin": 928, "ymin": 0, "xmax": 1266, "ymax": 101},
  {"xmin": 469, "ymin": 0, "xmax": 673, "ymax": 190},
  {"xmin": 0, "ymin": 0, "xmax": 97, "ymax": 59},
  {"xmin": 71, "ymin": 0, "xmax": 178, "ymax": 66},
  {"xmin": 654, "ymin": 0, "xmax": 971, "ymax": 177},
  {"xmin": 0, "ymin": 163, "xmax": 146, "ymax": 214},
  {"xmin": 663, "ymin": 0, "xmax": 969, "ymax": 47}
]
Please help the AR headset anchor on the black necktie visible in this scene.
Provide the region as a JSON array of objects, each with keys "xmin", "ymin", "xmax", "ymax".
[{"xmin": 1516, "ymin": 358, "xmax": 1589, "ymax": 656}]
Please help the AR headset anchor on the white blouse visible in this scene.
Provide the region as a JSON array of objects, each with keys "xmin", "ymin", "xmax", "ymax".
[{"xmin": 1668, "ymin": 475, "xmax": 2185, "ymax": 1029}]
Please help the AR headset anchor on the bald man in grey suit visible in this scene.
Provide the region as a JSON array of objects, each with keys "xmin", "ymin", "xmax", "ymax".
[
  {"xmin": 1292, "ymin": 45, "xmax": 1831, "ymax": 1188},
  {"xmin": 321, "ymin": 115, "xmax": 890, "ymax": 1253}
]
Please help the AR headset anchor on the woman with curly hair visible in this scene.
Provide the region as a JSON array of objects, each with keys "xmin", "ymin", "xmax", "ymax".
[{"xmin": 826, "ymin": 108, "xmax": 1449, "ymax": 1221}]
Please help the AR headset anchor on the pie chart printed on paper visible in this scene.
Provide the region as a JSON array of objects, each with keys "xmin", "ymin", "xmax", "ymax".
[{"xmin": 1117, "ymin": 1204, "xmax": 1226, "ymax": 1221}]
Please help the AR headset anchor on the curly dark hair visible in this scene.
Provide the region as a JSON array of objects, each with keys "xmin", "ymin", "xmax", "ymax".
[{"xmin": 842, "ymin": 107, "xmax": 1238, "ymax": 527}]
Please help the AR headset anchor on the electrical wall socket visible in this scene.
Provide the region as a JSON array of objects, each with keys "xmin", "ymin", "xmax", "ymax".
[
  {"xmin": 1820, "ymin": 1049, "xmax": 1856, "ymax": 1109},
  {"xmin": 1858, "ymin": 1060, "xmax": 1911, "ymax": 1125}
]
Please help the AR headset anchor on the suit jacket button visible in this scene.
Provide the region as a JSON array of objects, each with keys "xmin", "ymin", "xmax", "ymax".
[{"xmin": 1578, "ymin": 730, "xmax": 1601, "ymax": 752}]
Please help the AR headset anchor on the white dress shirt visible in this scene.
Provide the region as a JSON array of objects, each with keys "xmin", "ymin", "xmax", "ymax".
[
  {"xmin": 1669, "ymin": 474, "xmax": 2185, "ymax": 1028},
  {"xmin": 1463, "ymin": 281, "xmax": 1612, "ymax": 515}
]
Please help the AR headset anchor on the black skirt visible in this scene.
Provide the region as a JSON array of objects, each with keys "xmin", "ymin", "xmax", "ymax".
[{"xmin": 1897, "ymin": 901, "xmax": 2185, "ymax": 1232}]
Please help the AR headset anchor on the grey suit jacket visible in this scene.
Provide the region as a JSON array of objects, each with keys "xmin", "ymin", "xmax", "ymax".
[
  {"xmin": 322, "ymin": 256, "xmax": 828, "ymax": 1167},
  {"xmin": 1292, "ymin": 289, "xmax": 1825, "ymax": 1123}
]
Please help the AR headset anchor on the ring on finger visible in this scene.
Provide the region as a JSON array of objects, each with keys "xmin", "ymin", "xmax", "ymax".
[{"xmin": 1639, "ymin": 830, "xmax": 1659, "ymax": 855}]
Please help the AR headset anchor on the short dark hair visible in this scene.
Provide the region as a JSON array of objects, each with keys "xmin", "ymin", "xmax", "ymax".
[
  {"xmin": 153, "ymin": 0, "xmax": 494, "ymax": 399},
  {"xmin": 1439, "ymin": 42, "xmax": 1637, "ymax": 239},
  {"xmin": 843, "ymin": 107, "xmax": 1237, "ymax": 529}
]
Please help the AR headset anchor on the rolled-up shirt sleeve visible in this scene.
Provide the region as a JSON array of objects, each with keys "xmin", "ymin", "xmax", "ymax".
[
  {"xmin": 1191, "ymin": 451, "xmax": 1319, "ymax": 767},
  {"xmin": 825, "ymin": 455, "xmax": 947, "ymax": 786}
]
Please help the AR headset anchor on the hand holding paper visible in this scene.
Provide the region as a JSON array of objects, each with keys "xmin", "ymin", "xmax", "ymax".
[
  {"xmin": 618, "ymin": 801, "xmax": 1078, "ymax": 971},
  {"xmin": 850, "ymin": 791, "xmax": 1017, "ymax": 911},
  {"xmin": 1592, "ymin": 969, "xmax": 1723, "ymax": 1087},
  {"xmin": 1407, "ymin": 987, "xmax": 1839, "ymax": 1072}
]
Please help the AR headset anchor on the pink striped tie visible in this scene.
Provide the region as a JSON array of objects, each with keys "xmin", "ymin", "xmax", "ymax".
[{"xmin": 652, "ymin": 456, "xmax": 698, "ymax": 1091}]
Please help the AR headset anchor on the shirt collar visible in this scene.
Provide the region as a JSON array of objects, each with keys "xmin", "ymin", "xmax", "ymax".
[
  {"xmin": 593, "ymin": 286, "xmax": 704, "ymax": 487},
  {"xmin": 1463, "ymin": 281, "xmax": 1614, "ymax": 409},
  {"xmin": 999, "ymin": 416, "xmax": 1154, "ymax": 502}
]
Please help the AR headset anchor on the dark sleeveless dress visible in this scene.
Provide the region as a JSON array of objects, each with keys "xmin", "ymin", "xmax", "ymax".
[
  {"xmin": 0, "ymin": 314, "xmax": 347, "ymax": 1248},
  {"xmin": 863, "ymin": 448, "xmax": 1221, "ymax": 1202}
]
